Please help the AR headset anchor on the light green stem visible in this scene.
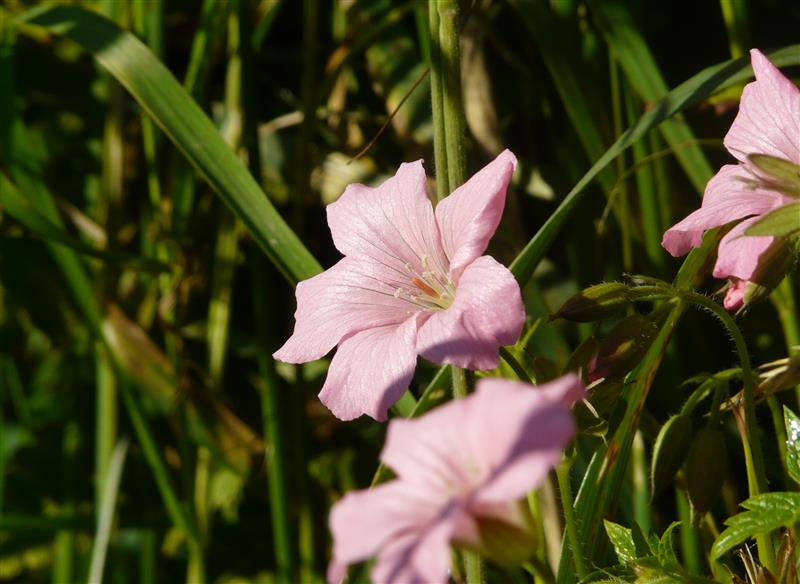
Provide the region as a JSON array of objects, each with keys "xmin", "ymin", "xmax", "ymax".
[
  {"xmin": 556, "ymin": 460, "xmax": 587, "ymax": 580},
  {"xmin": 679, "ymin": 289, "xmax": 773, "ymax": 569}
]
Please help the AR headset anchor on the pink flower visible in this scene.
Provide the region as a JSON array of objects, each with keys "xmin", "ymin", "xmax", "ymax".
[
  {"xmin": 662, "ymin": 49, "xmax": 798, "ymax": 306},
  {"xmin": 327, "ymin": 375, "xmax": 586, "ymax": 584},
  {"xmin": 274, "ymin": 150, "xmax": 524, "ymax": 421}
]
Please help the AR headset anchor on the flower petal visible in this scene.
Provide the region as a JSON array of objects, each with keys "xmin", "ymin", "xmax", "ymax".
[
  {"xmin": 723, "ymin": 279, "xmax": 748, "ymax": 311},
  {"xmin": 662, "ymin": 165, "xmax": 782, "ymax": 257},
  {"xmin": 328, "ymin": 481, "xmax": 441, "ymax": 570},
  {"xmin": 318, "ymin": 314, "xmax": 426, "ymax": 421},
  {"xmin": 434, "ymin": 150, "xmax": 517, "ymax": 275},
  {"xmin": 371, "ymin": 505, "xmax": 459, "ymax": 584},
  {"xmin": 416, "ymin": 255, "xmax": 524, "ymax": 370},
  {"xmin": 713, "ymin": 216, "xmax": 775, "ymax": 281},
  {"xmin": 725, "ymin": 49, "xmax": 800, "ymax": 164},
  {"xmin": 467, "ymin": 376, "xmax": 583, "ymax": 503},
  {"xmin": 326, "ymin": 160, "xmax": 448, "ymax": 278},
  {"xmin": 273, "ymin": 257, "xmax": 414, "ymax": 363}
]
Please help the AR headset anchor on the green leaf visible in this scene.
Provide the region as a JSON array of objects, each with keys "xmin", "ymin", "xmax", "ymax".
[
  {"xmin": 783, "ymin": 406, "xmax": 800, "ymax": 484},
  {"xmin": 19, "ymin": 4, "xmax": 321, "ymax": 285},
  {"xmin": 603, "ymin": 520, "xmax": 637, "ymax": 565},
  {"xmin": 711, "ymin": 492, "xmax": 800, "ymax": 560},
  {"xmin": 0, "ymin": 174, "xmax": 170, "ymax": 272},
  {"xmin": 748, "ymin": 154, "xmax": 800, "ymax": 195},
  {"xmin": 745, "ymin": 203, "xmax": 800, "ymax": 237},
  {"xmin": 508, "ymin": 44, "xmax": 800, "ymax": 285}
]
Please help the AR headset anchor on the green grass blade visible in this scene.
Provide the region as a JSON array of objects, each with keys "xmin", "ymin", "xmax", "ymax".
[
  {"xmin": 508, "ymin": 45, "xmax": 800, "ymax": 285},
  {"xmin": 589, "ymin": 0, "xmax": 714, "ymax": 194},
  {"xmin": 510, "ymin": 0, "xmax": 615, "ymax": 194},
  {"xmin": 0, "ymin": 174, "xmax": 170, "ymax": 272},
  {"xmin": 19, "ymin": 4, "xmax": 321, "ymax": 285}
]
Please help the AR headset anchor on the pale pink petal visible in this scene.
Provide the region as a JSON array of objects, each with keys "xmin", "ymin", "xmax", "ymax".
[
  {"xmin": 662, "ymin": 165, "xmax": 782, "ymax": 257},
  {"xmin": 273, "ymin": 257, "xmax": 415, "ymax": 363},
  {"xmin": 318, "ymin": 314, "xmax": 426, "ymax": 421},
  {"xmin": 434, "ymin": 150, "xmax": 517, "ymax": 276},
  {"xmin": 725, "ymin": 49, "xmax": 800, "ymax": 165},
  {"xmin": 328, "ymin": 481, "xmax": 443, "ymax": 570},
  {"xmin": 371, "ymin": 505, "xmax": 460, "ymax": 584},
  {"xmin": 416, "ymin": 256, "xmax": 524, "ymax": 370},
  {"xmin": 381, "ymin": 397, "xmax": 475, "ymax": 489},
  {"xmin": 713, "ymin": 217, "xmax": 775, "ymax": 281},
  {"xmin": 723, "ymin": 279, "xmax": 748, "ymax": 311},
  {"xmin": 466, "ymin": 376, "xmax": 583, "ymax": 503},
  {"xmin": 326, "ymin": 161, "xmax": 449, "ymax": 279}
]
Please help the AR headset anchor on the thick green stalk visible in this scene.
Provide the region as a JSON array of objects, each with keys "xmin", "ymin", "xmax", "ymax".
[
  {"xmin": 437, "ymin": 0, "xmax": 466, "ymax": 191},
  {"xmin": 429, "ymin": 2, "xmax": 482, "ymax": 581},
  {"xmin": 428, "ymin": 1, "xmax": 448, "ymax": 201},
  {"xmin": 95, "ymin": 343, "xmax": 117, "ymax": 513}
]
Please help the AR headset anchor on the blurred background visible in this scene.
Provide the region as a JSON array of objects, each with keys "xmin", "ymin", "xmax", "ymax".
[{"xmin": 0, "ymin": 0, "xmax": 799, "ymax": 582}]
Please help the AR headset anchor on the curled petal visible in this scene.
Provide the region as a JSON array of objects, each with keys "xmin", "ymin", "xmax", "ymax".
[
  {"xmin": 326, "ymin": 161, "xmax": 448, "ymax": 278},
  {"xmin": 435, "ymin": 150, "xmax": 517, "ymax": 276},
  {"xmin": 725, "ymin": 49, "xmax": 800, "ymax": 165},
  {"xmin": 416, "ymin": 255, "xmax": 524, "ymax": 370},
  {"xmin": 273, "ymin": 257, "xmax": 413, "ymax": 363},
  {"xmin": 713, "ymin": 217, "xmax": 775, "ymax": 281},
  {"xmin": 723, "ymin": 279, "xmax": 748, "ymax": 311},
  {"xmin": 662, "ymin": 165, "xmax": 782, "ymax": 257},
  {"xmin": 318, "ymin": 314, "xmax": 426, "ymax": 421}
]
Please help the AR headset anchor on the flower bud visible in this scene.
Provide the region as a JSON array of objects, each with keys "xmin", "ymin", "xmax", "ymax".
[
  {"xmin": 551, "ymin": 282, "xmax": 632, "ymax": 323},
  {"xmin": 685, "ymin": 426, "xmax": 728, "ymax": 513},
  {"xmin": 650, "ymin": 414, "xmax": 693, "ymax": 497},
  {"xmin": 588, "ymin": 315, "xmax": 659, "ymax": 381},
  {"xmin": 470, "ymin": 502, "xmax": 537, "ymax": 566},
  {"xmin": 722, "ymin": 237, "xmax": 796, "ymax": 311}
]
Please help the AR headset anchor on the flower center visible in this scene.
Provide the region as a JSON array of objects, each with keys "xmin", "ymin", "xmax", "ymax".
[{"xmin": 393, "ymin": 255, "xmax": 456, "ymax": 311}]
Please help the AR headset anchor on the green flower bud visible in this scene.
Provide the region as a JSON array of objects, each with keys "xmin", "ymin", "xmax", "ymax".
[{"xmin": 551, "ymin": 282, "xmax": 631, "ymax": 323}]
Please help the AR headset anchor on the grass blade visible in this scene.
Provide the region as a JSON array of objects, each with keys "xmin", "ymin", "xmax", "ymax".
[{"xmin": 19, "ymin": 4, "xmax": 321, "ymax": 285}]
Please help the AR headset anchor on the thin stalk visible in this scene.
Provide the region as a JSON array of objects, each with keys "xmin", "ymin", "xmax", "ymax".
[
  {"xmin": 771, "ymin": 277, "xmax": 800, "ymax": 409},
  {"xmin": 118, "ymin": 378, "xmax": 203, "ymax": 579},
  {"xmin": 94, "ymin": 342, "xmax": 117, "ymax": 521},
  {"xmin": 428, "ymin": 1, "xmax": 448, "ymax": 201},
  {"xmin": 255, "ymin": 263, "xmax": 295, "ymax": 584},
  {"xmin": 679, "ymin": 289, "xmax": 773, "ymax": 569},
  {"xmin": 499, "ymin": 346, "xmax": 535, "ymax": 383},
  {"xmin": 631, "ymin": 431, "xmax": 651, "ymax": 533},
  {"xmin": 53, "ymin": 422, "xmax": 79, "ymax": 584},
  {"xmin": 609, "ymin": 50, "xmax": 632, "ymax": 271},
  {"xmin": 88, "ymin": 439, "xmax": 129, "ymax": 584},
  {"xmin": 139, "ymin": 529, "xmax": 157, "ymax": 584},
  {"xmin": 676, "ymin": 488, "xmax": 703, "ymax": 574},
  {"xmin": 556, "ymin": 460, "xmax": 587, "ymax": 580}
]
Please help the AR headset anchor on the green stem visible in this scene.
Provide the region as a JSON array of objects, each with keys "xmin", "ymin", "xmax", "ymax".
[
  {"xmin": 428, "ymin": 1, "xmax": 448, "ymax": 201},
  {"xmin": 679, "ymin": 290, "xmax": 773, "ymax": 569},
  {"xmin": 499, "ymin": 346, "xmax": 535, "ymax": 383},
  {"xmin": 556, "ymin": 460, "xmax": 587, "ymax": 580},
  {"xmin": 437, "ymin": 0, "xmax": 466, "ymax": 192},
  {"xmin": 255, "ymin": 264, "xmax": 295, "ymax": 584}
]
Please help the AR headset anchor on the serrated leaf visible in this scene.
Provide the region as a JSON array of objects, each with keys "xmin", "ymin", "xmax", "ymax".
[
  {"xmin": 656, "ymin": 522, "xmax": 681, "ymax": 572},
  {"xmin": 604, "ymin": 520, "xmax": 637, "ymax": 564},
  {"xmin": 745, "ymin": 203, "xmax": 800, "ymax": 237},
  {"xmin": 783, "ymin": 406, "xmax": 800, "ymax": 484},
  {"xmin": 711, "ymin": 492, "xmax": 800, "ymax": 560}
]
